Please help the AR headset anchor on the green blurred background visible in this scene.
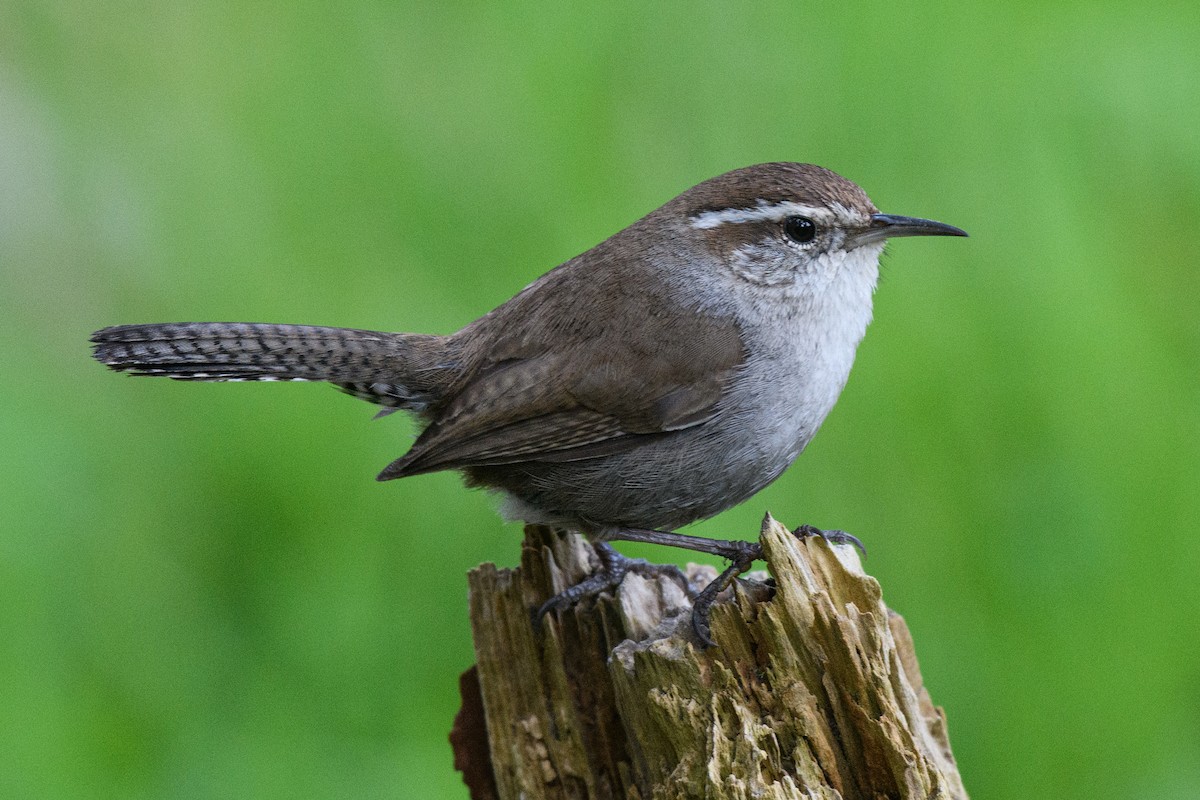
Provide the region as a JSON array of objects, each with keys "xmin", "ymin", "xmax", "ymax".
[{"xmin": 2, "ymin": 2, "xmax": 1198, "ymax": 798}]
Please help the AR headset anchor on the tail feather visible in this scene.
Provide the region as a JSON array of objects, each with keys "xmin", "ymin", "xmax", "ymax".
[
  {"xmin": 336, "ymin": 381, "xmax": 431, "ymax": 414},
  {"xmin": 91, "ymin": 322, "xmax": 451, "ymax": 410}
]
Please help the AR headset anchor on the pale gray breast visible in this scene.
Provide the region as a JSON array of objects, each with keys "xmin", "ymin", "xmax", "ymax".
[{"xmin": 490, "ymin": 235, "xmax": 882, "ymax": 532}]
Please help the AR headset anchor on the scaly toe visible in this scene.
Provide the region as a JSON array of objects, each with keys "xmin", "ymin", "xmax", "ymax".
[
  {"xmin": 792, "ymin": 524, "xmax": 866, "ymax": 556},
  {"xmin": 534, "ymin": 543, "xmax": 692, "ymax": 628}
]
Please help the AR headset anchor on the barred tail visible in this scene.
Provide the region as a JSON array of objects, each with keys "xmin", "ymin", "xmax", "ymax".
[{"xmin": 90, "ymin": 322, "xmax": 452, "ymax": 411}]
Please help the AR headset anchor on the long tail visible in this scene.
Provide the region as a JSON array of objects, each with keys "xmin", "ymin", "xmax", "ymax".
[{"xmin": 90, "ymin": 322, "xmax": 452, "ymax": 411}]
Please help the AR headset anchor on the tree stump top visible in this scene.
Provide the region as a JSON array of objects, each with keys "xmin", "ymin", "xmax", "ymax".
[{"xmin": 453, "ymin": 516, "xmax": 968, "ymax": 800}]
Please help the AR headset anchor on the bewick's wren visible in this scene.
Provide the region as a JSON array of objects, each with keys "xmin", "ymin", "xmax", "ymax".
[{"xmin": 92, "ymin": 162, "xmax": 966, "ymax": 644}]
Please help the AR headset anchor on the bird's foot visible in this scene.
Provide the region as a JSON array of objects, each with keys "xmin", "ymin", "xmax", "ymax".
[
  {"xmin": 687, "ymin": 526, "xmax": 864, "ymax": 646},
  {"xmin": 792, "ymin": 524, "xmax": 866, "ymax": 556},
  {"xmin": 689, "ymin": 538, "xmax": 762, "ymax": 648},
  {"xmin": 534, "ymin": 542, "xmax": 693, "ymax": 627},
  {"xmin": 535, "ymin": 523, "xmax": 863, "ymax": 648}
]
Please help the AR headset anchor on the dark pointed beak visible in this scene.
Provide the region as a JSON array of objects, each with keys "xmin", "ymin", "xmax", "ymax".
[{"xmin": 848, "ymin": 213, "xmax": 968, "ymax": 249}]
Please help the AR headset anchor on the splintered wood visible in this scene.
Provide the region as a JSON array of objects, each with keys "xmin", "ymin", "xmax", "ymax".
[{"xmin": 453, "ymin": 517, "xmax": 968, "ymax": 800}]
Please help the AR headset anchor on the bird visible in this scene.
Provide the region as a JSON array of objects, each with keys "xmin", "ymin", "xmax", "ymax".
[{"xmin": 91, "ymin": 162, "xmax": 967, "ymax": 645}]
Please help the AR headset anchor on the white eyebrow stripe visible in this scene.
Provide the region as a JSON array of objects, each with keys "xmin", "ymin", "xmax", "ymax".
[{"xmin": 690, "ymin": 200, "xmax": 860, "ymax": 229}]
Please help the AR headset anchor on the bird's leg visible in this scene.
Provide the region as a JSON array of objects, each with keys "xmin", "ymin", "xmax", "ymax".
[
  {"xmin": 683, "ymin": 540, "xmax": 760, "ymax": 647},
  {"xmin": 534, "ymin": 525, "xmax": 864, "ymax": 647},
  {"xmin": 603, "ymin": 529, "xmax": 765, "ymax": 646},
  {"xmin": 534, "ymin": 542, "xmax": 694, "ymax": 625},
  {"xmin": 606, "ymin": 525, "xmax": 864, "ymax": 558},
  {"xmin": 606, "ymin": 525, "xmax": 865, "ymax": 647}
]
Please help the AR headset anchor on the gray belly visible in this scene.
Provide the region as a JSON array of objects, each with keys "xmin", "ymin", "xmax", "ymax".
[
  {"xmin": 466, "ymin": 400, "xmax": 816, "ymax": 532},
  {"xmin": 465, "ymin": 334, "xmax": 856, "ymax": 532}
]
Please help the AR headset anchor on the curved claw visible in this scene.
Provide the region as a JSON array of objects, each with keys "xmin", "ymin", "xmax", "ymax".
[
  {"xmin": 534, "ymin": 525, "xmax": 856, "ymax": 648},
  {"xmin": 689, "ymin": 554, "xmax": 757, "ymax": 648},
  {"xmin": 534, "ymin": 567, "xmax": 623, "ymax": 628},
  {"xmin": 533, "ymin": 542, "xmax": 692, "ymax": 631},
  {"xmin": 792, "ymin": 524, "xmax": 866, "ymax": 556},
  {"xmin": 689, "ymin": 582, "xmax": 720, "ymax": 648}
]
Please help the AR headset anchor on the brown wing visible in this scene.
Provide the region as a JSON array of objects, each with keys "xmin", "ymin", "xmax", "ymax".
[{"xmin": 377, "ymin": 277, "xmax": 745, "ymax": 480}]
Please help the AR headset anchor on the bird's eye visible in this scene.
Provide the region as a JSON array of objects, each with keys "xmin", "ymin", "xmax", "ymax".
[{"xmin": 783, "ymin": 216, "xmax": 817, "ymax": 244}]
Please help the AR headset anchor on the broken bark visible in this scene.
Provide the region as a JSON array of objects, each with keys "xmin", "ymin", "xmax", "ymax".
[{"xmin": 452, "ymin": 515, "xmax": 968, "ymax": 800}]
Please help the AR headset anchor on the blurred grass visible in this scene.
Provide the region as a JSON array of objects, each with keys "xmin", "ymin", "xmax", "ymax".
[{"xmin": 2, "ymin": 1, "xmax": 1198, "ymax": 798}]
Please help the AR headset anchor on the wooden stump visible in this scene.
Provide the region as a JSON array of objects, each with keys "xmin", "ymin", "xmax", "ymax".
[{"xmin": 450, "ymin": 515, "xmax": 968, "ymax": 800}]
